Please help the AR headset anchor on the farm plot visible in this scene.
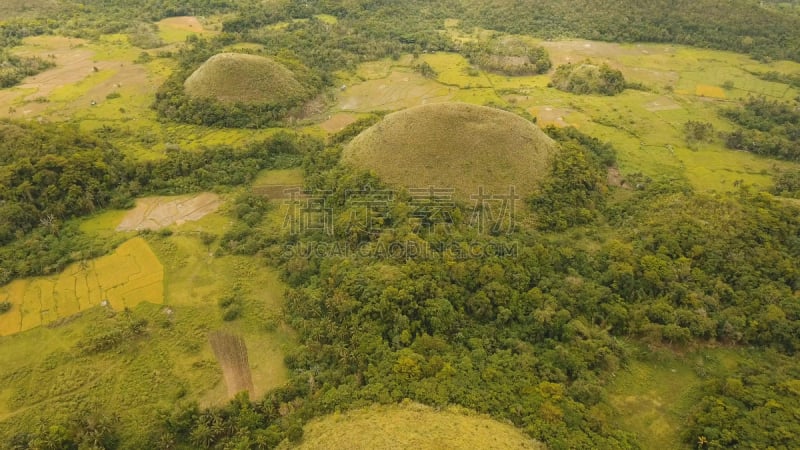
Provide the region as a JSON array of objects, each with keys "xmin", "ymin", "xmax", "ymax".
[
  {"xmin": 116, "ymin": 193, "xmax": 222, "ymax": 231},
  {"xmin": 0, "ymin": 238, "xmax": 163, "ymax": 336}
]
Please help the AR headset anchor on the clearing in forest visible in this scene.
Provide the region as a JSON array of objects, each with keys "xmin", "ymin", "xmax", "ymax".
[{"xmin": 116, "ymin": 193, "xmax": 222, "ymax": 231}]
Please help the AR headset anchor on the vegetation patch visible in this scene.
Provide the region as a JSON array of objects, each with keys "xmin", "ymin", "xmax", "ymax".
[
  {"xmin": 280, "ymin": 402, "xmax": 544, "ymax": 450},
  {"xmin": 551, "ymin": 61, "xmax": 626, "ymax": 95},
  {"xmin": 0, "ymin": 50, "xmax": 54, "ymax": 89},
  {"xmin": 343, "ymin": 102, "xmax": 558, "ymax": 199},
  {"xmin": 463, "ymin": 35, "xmax": 551, "ymax": 76},
  {"xmin": 155, "ymin": 42, "xmax": 323, "ymax": 127}
]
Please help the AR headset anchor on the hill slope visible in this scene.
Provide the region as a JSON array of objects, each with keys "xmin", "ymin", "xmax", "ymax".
[
  {"xmin": 280, "ymin": 402, "xmax": 544, "ymax": 450},
  {"xmin": 184, "ymin": 53, "xmax": 310, "ymax": 106},
  {"xmin": 343, "ymin": 103, "xmax": 558, "ymax": 199}
]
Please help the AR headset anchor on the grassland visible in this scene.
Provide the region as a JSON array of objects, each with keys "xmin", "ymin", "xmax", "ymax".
[
  {"xmin": 278, "ymin": 401, "xmax": 544, "ymax": 450},
  {"xmin": 337, "ymin": 68, "xmax": 456, "ymax": 112},
  {"xmin": 0, "ymin": 205, "xmax": 294, "ymax": 441},
  {"xmin": 0, "ymin": 237, "xmax": 163, "ymax": 336},
  {"xmin": 343, "ymin": 102, "xmax": 557, "ymax": 199}
]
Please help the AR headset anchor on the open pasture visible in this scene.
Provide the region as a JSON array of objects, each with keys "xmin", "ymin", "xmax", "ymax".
[{"xmin": 337, "ymin": 69, "xmax": 455, "ymax": 112}]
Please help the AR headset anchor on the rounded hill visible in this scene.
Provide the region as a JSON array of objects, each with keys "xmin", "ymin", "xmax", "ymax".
[
  {"xmin": 278, "ymin": 402, "xmax": 544, "ymax": 450},
  {"xmin": 183, "ymin": 53, "xmax": 311, "ymax": 106},
  {"xmin": 342, "ymin": 103, "xmax": 558, "ymax": 199}
]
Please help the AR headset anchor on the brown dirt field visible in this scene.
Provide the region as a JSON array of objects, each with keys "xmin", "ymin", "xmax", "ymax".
[
  {"xmin": 0, "ymin": 37, "xmax": 92, "ymax": 117},
  {"xmin": 116, "ymin": 193, "xmax": 222, "ymax": 231},
  {"xmin": 209, "ymin": 332, "xmax": 255, "ymax": 398},
  {"xmin": 0, "ymin": 36, "xmax": 153, "ymax": 120},
  {"xmin": 319, "ymin": 112, "xmax": 358, "ymax": 132}
]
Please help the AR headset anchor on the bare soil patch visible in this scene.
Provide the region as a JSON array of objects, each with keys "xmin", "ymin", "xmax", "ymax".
[
  {"xmin": 209, "ymin": 331, "xmax": 255, "ymax": 398},
  {"xmin": 117, "ymin": 193, "xmax": 222, "ymax": 231},
  {"xmin": 0, "ymin": 36, "xmax": 153, "ymax": 119},
  {"xmin": 607, "ymin": 166, "xmax": 631, "ymax": 189}
]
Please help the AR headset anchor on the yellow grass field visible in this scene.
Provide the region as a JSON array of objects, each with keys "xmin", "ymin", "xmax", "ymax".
[
  {"xmin": 695, "ymin": 84, "xmax": 726, "ymax": 98},
  {"xmin": 0, "ymin": 238, "xmax": 163, "ymax": 336}
]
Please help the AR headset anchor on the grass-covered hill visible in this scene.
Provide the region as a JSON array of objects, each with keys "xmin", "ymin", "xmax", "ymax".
[
  {"xmin": 342, "ymin": 102, "xmax": 558, "ymax": 199},
  {"xmin": 184, "ymin": 53, "xmax": 312, "ymax": 107},
  {"xmin": 278, "ymin": 402, "xmax": 544, "ymax": 450}
]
